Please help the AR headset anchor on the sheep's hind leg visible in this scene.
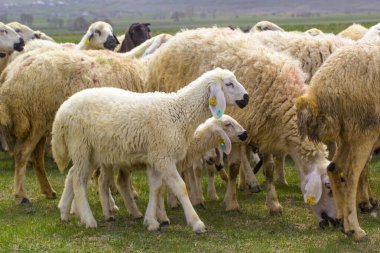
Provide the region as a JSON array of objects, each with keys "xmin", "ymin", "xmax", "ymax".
[
  {"xmin": 31, "ymin": 136, "xmax": 57, "ymax": 199},
  {"xmin": 144, "ymin": 167, "xmax": 163, "ymax": 231},
  {"xmin": 263, "ymin": 153, "xmax": 283, "ymax": 215},
  {"xmin": 160, "ymin": 161, "xmax": 206, "ymax": 234},
  {"xmin": 72, "ymin": 161, "xmax": 97, "ymax": 228},
  {"xmin": 58, "ymin": 167, "xmax": 75, "ymax": 221},
  {"xmin": 206, "ymin": 163, "xmax": 219, "ymax": 201},
  {"xmin": 224, "ymin": 145, "xmax": 241, "ymax": 211},
  {"xmin": 157, "ymin": 184, "xmax": 170, "ymax": 226},
  {"xmin": 98, "ymin": 166, "xmax": 116, "ymax": 221},
  {"xmin": 274, "ymin": 153, "xmax": 288, "ymax": 187},
  {"xmin": 357, "ymin": 160, "xmax": 377, "ymax": 213}
]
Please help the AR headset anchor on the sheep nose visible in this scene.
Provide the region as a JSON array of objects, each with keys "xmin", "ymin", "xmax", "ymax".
[
  {"xmin": 103, "ymin": 35, "xmax": 117, "ymax": 50},
  {"xmin": 13, "ymin": 38, "xmax": 25, "ymax": 52},
  {"xmin": 215, "ymin": 164, "xmax": 223, "ymax": 171},
  {"xmin": 235, "ymin": 93, "xmax": 249, "ymax": 108},
  {"xmin": 238, "ymin": 131, "xmax": 248, "ymax": 141}
]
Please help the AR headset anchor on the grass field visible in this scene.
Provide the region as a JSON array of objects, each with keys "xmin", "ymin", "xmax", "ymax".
[{"xmin": 1, "ymin": 151, "xmax": 380, "ymax": 252}]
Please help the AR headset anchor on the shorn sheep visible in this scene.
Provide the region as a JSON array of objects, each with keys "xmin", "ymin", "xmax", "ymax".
[
  {"xmin": 338, "ymin": 23, "xmax": 368, "ymax": 41},
  {"xmin": 0, "ymin": 22, "xmax": 25, "ymax": 53},
  {"xmin": 296, "ymin": 40, "xmax": 380, "ymax": 241},
  {"xmin": 144, "ymin": 27, "xmax": 337, "ymax": 225},
  {"xmin": 52, "ymin": 68, "xmax": 249, "ymax": 232}
]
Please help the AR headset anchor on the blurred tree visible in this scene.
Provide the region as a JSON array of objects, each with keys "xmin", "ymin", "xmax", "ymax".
[
  {"xmin": 171, "ymin": 11, "xmax": 185, "ymax": 22},
  {"xmin": 47, "ymin": 17, "xmax": 64, "ymax": 28}
]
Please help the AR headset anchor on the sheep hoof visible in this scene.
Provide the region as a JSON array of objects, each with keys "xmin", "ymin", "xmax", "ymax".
[
  {"xmin": 20, "ymin": 197, "xmax": 31, "ymax": 205},
  {"xmin": 359, "ymin": 200, "xmax": 378, "ymax": 213},
  {"xmin": 111, "ymin": 205, "xmax": 119, "ymax": 212},
  {"xmin": 106, "ymin": 216, "xmax": 115, "ymax": 222},
  {"xmin": 160, "ymin": 221, "xmax": 170, "ymax": 227},
  {"xmin": 83, "ymin": 217, "xmax": 97, "ymax": 228},
  {"xmin": 208, "ymin": 194, "xmax": 219, "ymax": 201},
  {"xmin": 346, "ymin": 229, "xmax": 368, "ymax": 242},
  {"xmin": 48, "ymin": 191, "xmax": 57, "ymax": 199},
  {"xmin": 248, "ymin": 184, "xmax": 261, "ymax": 193},
  {"xmin": 131, "ymin": 212, "xmax": 143, "ymax": 219},
  {"xmin": 275, "ymin": 180, "xmax": 288, "ymax": 187},
  {"xmin": 193, "ymin": 221, "xmax": 207, "ymax": 234},
  {"xmin": 146, "ymin": 221, "xmax": 160, "ymax": 231},
  {"xmin": 269, "ymin": 205, "xmax": 283, "ymax": 216},
  {"xmin": 319, "ymin": 219, "xmax": 329, "ymax": 229}
]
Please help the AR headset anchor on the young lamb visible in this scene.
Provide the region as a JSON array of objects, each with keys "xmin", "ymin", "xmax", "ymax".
[
  {"xmin": 296, "ymin": 40, "xmax": 380, "ymax": 241},
  {"xmin": 52, "ymin": 68, "xmax": 249, "ymax": 232},
  {"xmin": 144, "ymin": 27, "xmax": 337, "ymax": 225},
  {"xmin": 338, "ymin": 23, "xmax": 368, "ymax": 41},
  {"xmin": 0, "ymin": 22, "xmax": 24, "ymax": 53},
  {"xmin": 250, "ymin": 21, "xmax": 284, "ymax": 33},
  {"xmin": 118, "ymin": 23, "xmax": 151, "ymax": 53}
]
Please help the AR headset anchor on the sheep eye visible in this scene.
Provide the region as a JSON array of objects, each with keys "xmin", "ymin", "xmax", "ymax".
[
  {"xmin": 225, "ymin": 82, "xmax": 234, "ymax": 87},
  {"xmin": 95, "ymin": 30, "xmax": 101, "ymax": 35},
  {"xmin": 15, "ymin": 28, "xmax": 21, "ymax": 33},
  {"xmin": 225, "ymin": 123, "xmax": 232, "ymax": 127},
  {"xmin": 0, "ymin": 29, "xmax": 7, "ymax": 34}
]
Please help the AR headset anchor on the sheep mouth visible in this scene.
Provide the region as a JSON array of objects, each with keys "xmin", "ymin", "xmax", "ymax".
[
  {"xmin": 238, "ymin": 131, "xmax": 248, "ymax": 141},
  {"xmin": 235, "ymin": 93, "xmax": 249, "ymax": 108},
  {"xmin": 13, "ymin": 38, "xmax": 25, "ymax": 52},
  {"xmin": 103, "ymin": 36, "xmax": 117, "ymax": 50},
  {"xmin": 319, "ymin": 211, "xmax": 339, "ymax": 229}
]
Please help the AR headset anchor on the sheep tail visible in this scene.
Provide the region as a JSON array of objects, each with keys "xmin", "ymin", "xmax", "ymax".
[
  {"xmin": 51, "ymin": 128, "xmax": 70, "ymax": 173},
  {"xmin": 295, "ymin": 95, "xmax": 320, "ymax": 141}
]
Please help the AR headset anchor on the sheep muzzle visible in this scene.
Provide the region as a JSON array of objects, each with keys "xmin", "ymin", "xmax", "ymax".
[{"xmin": 235, "ymin": 93, "xmax": 249, "ymax": 108}]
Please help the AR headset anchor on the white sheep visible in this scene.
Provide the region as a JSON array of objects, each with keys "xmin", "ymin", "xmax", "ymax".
[
  {"xmin": 7, "ymin": 22, "xmax": 46, "ymax": 42},
  {"xmin": 0, "ymin": 22, "xmax": 24, "ymax": 53},
  {"xmin": 52, "ymin": 68, "xmax": 249, "ymax": 232},
  {"xmin": 144, "ymin": 27, "xmax": 337, "ymax": 225},
  {"xmin": 251, "ymin": 21, "xmax": 284, "ymax": 33},
  {"xmin": 338, "ymin": 23, "xmax": 368, "ymax": 41},
  {"xmin": 360, "ymin": 23, "xmax": 380, "ymax": 41}
]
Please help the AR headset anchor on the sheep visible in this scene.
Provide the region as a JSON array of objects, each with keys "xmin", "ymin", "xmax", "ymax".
[
  {"xmin": 360, "ymin": 23, "xmax": 380, "ymax": 41},
  {"xmin": 0, "ymin": 22, "xmax": 24, "ymax": 53},
  {"xmin": 246, "ymin": 30, "xmax": 354, "ymax": 83},
  {"xmin": 52, "ymin": 68, "xmax": 249, "ymax": 232},
  {"xmin": 7, "ymin": 22, "xmax": 43, "ymax": 42},
  {"xmin": 117, "ymin": 23, "xmax": 151, "ymax": 53},
  {"xmin": 0, "ymin": 32, "xmax": 175, "ymax": 204},
  {"xmin": 250, "ymin": 21, "xmax": 284, "ymax": 33},
  {"xmin": 305, "ymin": 28, "xmax": 324, "ymax": 37},
  {"xmin": 144, "ymin": 27, "xmax": 337, "ymax": 225},
  {"xmin": 338, "ymin": 23, "xmax": 368, "ymax": 41},
  {"xmin": 295, "ymin": 40, "xmax": 380, "ymax": 241}
]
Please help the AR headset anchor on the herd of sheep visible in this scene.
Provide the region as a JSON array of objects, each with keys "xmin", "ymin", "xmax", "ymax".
[{"xmin": 0, "ymin": 19, "xmax": 380, "ymax": 242}]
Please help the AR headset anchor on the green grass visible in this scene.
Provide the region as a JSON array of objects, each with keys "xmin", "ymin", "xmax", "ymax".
[{"xmin": 1, "ymin": 152, "xmax": 380, "ymax": 252}]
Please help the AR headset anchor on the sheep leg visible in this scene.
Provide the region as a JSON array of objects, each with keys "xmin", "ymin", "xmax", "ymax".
[
  {"xmin": 341, "ymin": 139, "xmax": 375, "ymax": 241},
  {"xmin": 31, "ymin": 136, "xmax": 57, "ymax": 199},
  {"xmin": 156, "ymin": 184, "xmax": 170, "ymax": 226},
  {"xmin": 144, "ymin": 167, "xmax": 163, "ymax": 231},
  {"xmin": 240, "ymin": 144, "xmax": 261, "ymax": 193},
  {"xmin": 194, "ymin": 163, "xmax": 205, "ymax": 205},
  {"xmin": 160, "ymin": 161, "xmax": 206, "ymax": 234},
  {"xmin": 167, "ymin": 188, "xmax": 179, "ymax": 208},
  {"xmin": 238, "ymin": 164, "xmax": 246, "ymax": 191},
  {"xmin": 274, "ymin": 153, "xmax": 288, "ymax": 187},
  {"xmin": 224, "ymin": 145, "xmax": 241, "ymax": 211},
  {"xmin": 116, "ymin": 170, "xmax": 142, "ymax": 218},
  {"xmin": 184, "ymin": 168, "xmax": 198, "ymax": 206},
  {"xmin": 263, "ymin": 153, "xmax": 283, "ymax": 215},
  {"xmin": 357, "ymin": 157, "xmax": 377, "ymax": 213},
  {"xmin": 206, "ymin": 163, "xmax": 219, "ymax": 201},
  {"xmin": 72, "ymin": 162, "xmax": 97, "ymax": 228},
  {"xmin": 58, "ymin": 166, "xmax": 75, "ymax": 221},
  {"xmin": 98, "ymin": 166, "xmax": 116, "ymax": 221},
  {"xmin": 219, "ymin": 168, "xmax": 229, "ymax": 182}
]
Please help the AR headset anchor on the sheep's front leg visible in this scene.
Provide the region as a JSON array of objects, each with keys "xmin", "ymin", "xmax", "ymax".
[
  {"xmin": 98, "ymin": 166, "xmax": 117, "ymax": 221},
  {"xmin": 274, "ymin": 153, "xmax": 288, "ymax": 187},
  {"xmin": 224, "ymin": 145, "xmax": 241, "ymax": 211},
  {"xmin": 263, "ymin": 153, "xmax": 283, "ymax": 215},
  {"xmin": 159, "ymin": 161, "xmax": 206, "ymax": 234},
  {"xmin": 72, "ymin": 163, "xmax": 97, "ymax": 228},
  {"xmin": 193, "ymin": 162, "xmax": 205, "ymax": 206},
  {"xmin": 239, "ymin": 144, "xmax": 261, "ymax": 193},
  {"xmin": 156, "ymin": 184, "xmax": 170, "ymax": 226},
  {"xmin": 341, "ymin": 139, "xmax": 376, "ymax": 241},
  {"xmin": 58, "ymin": 166, "xmax": 75, "ymax": 221},
  {"xmin": 116, "ymin": 170, "xmax": 142, "ymax": 218},
  {"xmin": 357, "ymin": 160, "xmax": 377, "ymax": 213},
  {"xmin": 206, "ymin": 163, "xmax": 219, "ymax": 200}
]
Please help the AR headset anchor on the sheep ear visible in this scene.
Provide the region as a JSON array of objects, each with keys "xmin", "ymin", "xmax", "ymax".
[
  {"xmin": 113, "ymin": 34, "xmax": 120, "ymax": 44},
  {"xmin": 215, "ymin": 129, "xmax": 231, "ymax": 155},
  {"xmin": 86, "ymin": 33, "xmax": 93, "ymax": 45},
  {"xmin": 304, "ymin": 171, "xmax": 323, "ymax": 206},
  {"xmin": 209, "ymin": 84, "xmax": 226, "ymax": 119}
]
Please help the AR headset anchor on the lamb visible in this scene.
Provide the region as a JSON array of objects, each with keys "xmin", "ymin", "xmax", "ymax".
[
  {"xmin": 338, "ymin": 23, "xmax": 368, "ymax": 41},
  {"xmin": 144, "ymin": 27, "xmax": 337, "ymax": 225},
  {"xmin": 246, "ymin": 30, "xmax": 354, "ymax": 83},
  {"xmin": 251, "ymin": 21, "xmax": 284, "ymax": 32},
  {"xmin": 117, "ymin": 23, "xmax": 151, "ymax": 53},
  {"xmin": 295, "ymin": 40, "xmax": 380, "ymax": 241},
  {"xmin": 0, "ymin": 22, "xmax": 24, "ymax": 53},
  {"xmin": 52, "ymin": 68, "xmax": 249, "ymax": 232}
]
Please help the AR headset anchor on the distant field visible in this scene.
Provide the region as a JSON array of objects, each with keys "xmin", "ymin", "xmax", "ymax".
[{"xmin": 1, "ymin": 153, "xmax": 380, "ymax": 252}]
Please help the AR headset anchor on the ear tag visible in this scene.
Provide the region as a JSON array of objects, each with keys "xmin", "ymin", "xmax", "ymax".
[
  {"xmin": 85, "ymin": 38, "xmax": 90, "ymax": 45},
  {"xmin": 216, "ymin": 109, "xmax": 222, "ymax": 118},
  {"xmin": 209, "ymin": 96, "xmax": 217, "ymax": 106},
  {"xmin": 306, "ymin": 194, "xmax": 316, "ymax": 206},
  {"xmin": 217, "ymin": 136, "xmax": 225, "ymax": 151}
]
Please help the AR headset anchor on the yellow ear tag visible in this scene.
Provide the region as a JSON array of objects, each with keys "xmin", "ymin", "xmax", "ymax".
[
  {"xmin": 209, "ymin": 96, "xmax": 217, "ymax": 106},
  {"xmin": 217, "ymin": 136, "xmax": 225, "ymax": 151},
  {"xmin": 306, "ymin": 195, "xmax": 316, "ymax": 206},
  {"xmin": 85, "ymin": 39, "xmax": 90, "ymax": 45}
]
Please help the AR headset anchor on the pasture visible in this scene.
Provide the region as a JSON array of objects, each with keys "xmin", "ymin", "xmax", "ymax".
[
  {"xmin": 1, "ymin": 153, "xmax": 380, "ymax": 252},
  {"xmin": 1, "ymin": 18, "xmax": 380, "ymax": 252}
]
